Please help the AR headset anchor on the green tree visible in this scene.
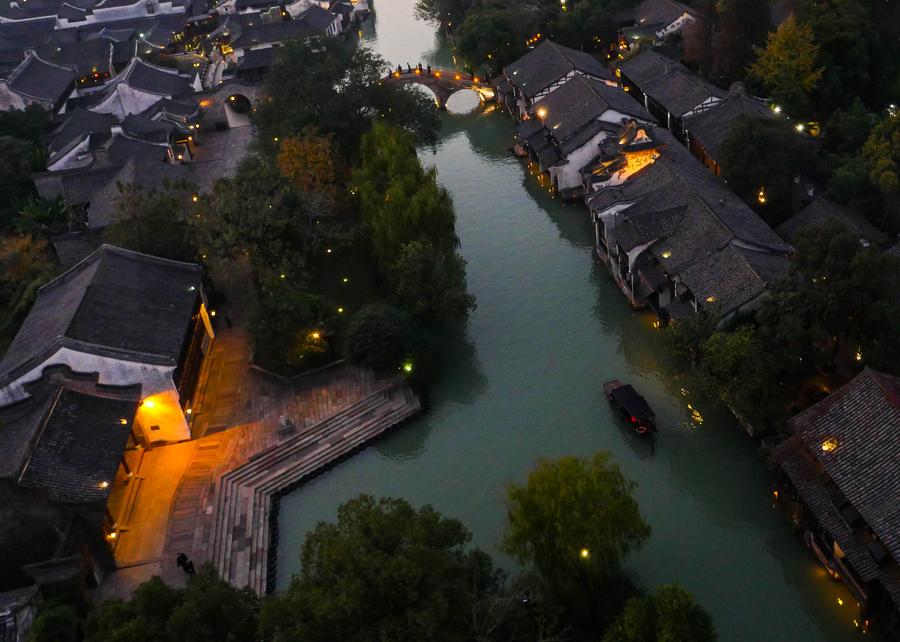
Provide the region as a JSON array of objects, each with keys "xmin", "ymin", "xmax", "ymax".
[
  {"xmin": 191, "ymin": 157, "xmax": 309, "ymax": 284},
  {"xmin": 0, "ymin": 136, "xmax": 44, "ymax": 231},
  {"xmin": 104, "ymin": 182, "xmax": 198, "ymax": 262},
  {"xmin": 414, "ymin": 0, "xmax": 476, "ymax": 32},
  {"xmin": 84, "ymin": 566, "xmax": 258, "ymax": 642},
  {"xmin": 863, "ymin": 113, "xmax": 899, "ymax": 198},
  {"xmin": 749, "ymin": 15, "xmax": 822, "ymax": 115},
  {"xmin": 27, "ymin": 604, "xmax": 79, "ymax": 642},
  {"xmin": 454, "ymin": 7, "xmax": 524, "ymax": 73},
  {"xmin": 253, "ymin": 277, "xmax": 334, "ymax": 372},
  {"xmin": 502, "ymin": 453, "xmax": 650, "ymax": 630},
  {"xmin": 14, "ymin": 198, "xmax": 68, "ymax": 238},
  {"xmin": 256, "ymin": 37, "xmax": 439, "ymax": 156},
  {"xmin": 344, "ymin": 303, "xmax": 413, "ymax": 371},
  {"xmin": 354, "ymin": 123, "xmax": 459, "ymax": 272},
  {"xmin": 390, "ymin": 241, "xmax": 475, "ymax": 326},
  {"xmin": 259, "ymin": 495, "xmax": 504, "ymax": 642},
  {"xmin": 602, "ymin": 584, "xmax": 716, "ymax": 642},
  {"xmin": 713, "ymin": 0, "xmax": 771, "ymax": 82},
  {"xmin": 718, "ymin": 115, "xmax": 816, "ymax": 223}
]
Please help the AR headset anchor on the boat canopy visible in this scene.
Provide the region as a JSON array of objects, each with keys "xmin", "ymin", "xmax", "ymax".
[{"xmin": 609, "ymin": 385, "xmax": 655, "ymax": 423}]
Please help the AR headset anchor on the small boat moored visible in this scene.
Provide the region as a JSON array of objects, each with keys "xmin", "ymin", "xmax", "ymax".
[{"xmin": 603, "ymin": 379, "xmax": 657, "ymax": 436}]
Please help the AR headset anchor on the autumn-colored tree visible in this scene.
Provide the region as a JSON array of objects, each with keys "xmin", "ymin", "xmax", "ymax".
[
  {"xmin": 863, "ymin": 113, "xmax": 899, "ymax": 197},
  {"xmin": 276, "ymin": 128, "xmax": 340, "ymax": 200},
  {"xmin": 749, "ymin": 15, "xmax": 822, "ymax": 115}
]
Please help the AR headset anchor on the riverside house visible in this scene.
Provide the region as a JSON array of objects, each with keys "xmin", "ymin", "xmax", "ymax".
[
  {"xmin": 617, "ymin": 47, "xmax": 724, "ymax": 142},
  {"xmin": 497, "ymin": 40, "xmax": 617, "ymax": 120},
  {"xmin": 515, "ymin": 73, "xmax": 653, "ymax": 195},
  {"xmin": 772, "ymin": 368, "xmax": 900, "ymax": 637},
  {"xmin": 584, "ymin": 126, "xmax": 792, "ymax": 324}
]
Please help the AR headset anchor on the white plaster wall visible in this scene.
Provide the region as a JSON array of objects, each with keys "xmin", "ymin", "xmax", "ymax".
[
  {"xmin": 90, "ymin": 84, "xmax": 166, "ymax": 118},
  {"xmin": 47, "ymin": 138, "xmax": 93, "ymax": 172},
  {"xmin": 0, "ymin": 347, "xmax": 189, "ymax": 442},
  {"xmin": 552, "ymin": 130, "xmax": 610, "ymax": 191}
]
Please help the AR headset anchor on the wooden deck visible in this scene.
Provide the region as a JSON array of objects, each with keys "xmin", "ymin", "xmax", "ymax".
[{"xmin": 115, "ymin": 328, "xmax": 422, "ymax": 595}]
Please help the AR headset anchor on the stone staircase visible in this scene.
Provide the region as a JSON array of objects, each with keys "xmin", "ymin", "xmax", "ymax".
[{"xmin": 209, "ymin": 382, "xmax": 421, "ymax": 594}]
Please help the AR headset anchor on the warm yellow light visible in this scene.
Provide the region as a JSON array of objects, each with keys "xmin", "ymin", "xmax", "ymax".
[
  {"xmin": 326, "ymin": 248, "xmax": 332, "ymax": 254},
  {"xmin": 455, "ymin": 74, "xmax": 461, "ymax": 80},
  {"xmin": 580, "ymin": 548, "xmax": 590, "ymax": 559},
  {"xmin": 210, "ymin": 310, "xmax": 216, "ymax": 317},
  {"xmin": 337, "ymin": 307, "xmax": 344, "ymax": 313},
  {"xmin": 838, "ymin": 597, "xmax": 844, "ymax": 606},
  {"xmin": 434, "ymin": 71, "xmax": 441, "ymax": 77},
  {"xmin": 119, "ymin": 418, "xmax": 128, "ymax": 425},
  {"xmin": 106, "ymin": 531, "xmax": 117, "ymax": 540},
  {"xmin": 822, "ymin": 437, "xmax": 839, "ymax": 452},
  {"xmin": 311, "ymin": 331, "xmax": 321, "ymax": 340},
  {"xmin": 536, "ymin": 107, "xmax": 547, "ymax": 119},
  {"xmin": 99, "ymin": 481, "xmax": 109, "ymax": 489},
  {"xmin": 142, "ymin": 399, "xmax": 155, "ymax": 409},
  {"xmin": 192, "ymin": 194, "xmax": 199, "ymax": 202},
  {"xmin": 186, "ymin": 408, "xmax": 192, "ymax": 415},
  {"xmin": 757, "ymin": 187, "xmax": 767, "ymax": 204},
  {"xmin": 795, "ymin": 123, "xmax": 805, "ymax": 133},
  {"xmin": 661, "ymin": 250, "xmax": 672, "ymax": 259},
  {"xmin": 855, "ymin": 349, "xmax": 863, "ymax": 362},
  {"xmin": 280, "ymin": 273, "xmax": 286, "ymax": 279},
  {"xmin": 706, "ymin": 295, "xmax": 716, "ymax": 303}
]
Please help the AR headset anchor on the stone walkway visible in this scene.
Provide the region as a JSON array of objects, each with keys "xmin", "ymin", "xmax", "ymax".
[{"xmin": 98, "ymin": 327, "xmax": 420, "ymax": 599}]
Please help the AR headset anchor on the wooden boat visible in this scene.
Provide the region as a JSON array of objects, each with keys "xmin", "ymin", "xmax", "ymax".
[{"xmin": 603, "ymin": 379, "xmax": 656, "ymax": 436}]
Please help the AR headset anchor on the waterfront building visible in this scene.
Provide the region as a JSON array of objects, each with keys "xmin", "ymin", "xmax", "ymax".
[
  {"xmin": 584, "ymin": 126, "xmax": 791, "ymax": 323},
  {"xmin": 497, "ymin": 40, "xmax": 617, "ymax": 120},
  {"xmin": 515, "ymin": 74, "xmax": 653, "ymax": 194},
  {"xmin": 772, "ymin": 368, "xmax": 900, "ymax": 637},
  {"xmin": 0, "ymin": 0, "xmax": 188, "ymax": 31},
  {"xmin": 617, "ymin": 47, "xmax": 724, "ymax": 142}
]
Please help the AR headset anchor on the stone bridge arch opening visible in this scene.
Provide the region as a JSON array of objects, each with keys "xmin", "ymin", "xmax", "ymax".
[{"xmin": 384, "ymin": 69, "xmax": 496, "ymax": 110}]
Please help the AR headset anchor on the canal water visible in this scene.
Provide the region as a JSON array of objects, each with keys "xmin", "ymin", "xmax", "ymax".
[{"xmin": 276, "ymin": 3, "xmax": 866, "ymax": 640}]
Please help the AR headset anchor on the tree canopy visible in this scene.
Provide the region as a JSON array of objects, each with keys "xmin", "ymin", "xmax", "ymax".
[
  {"xmin": 602, "ymin": 584, "xmax": 717, "ymax": 642},
  {"xmin": 256, "ymin": 37, "xmax": 439, "ymax": 156},
  {"xmin": 259, "ymin": 495, "xmax": 504, "ymax": 642},
  {"xmin": 83, "ymin": 566, "xmax": 259, "ymax": 642},
  {"xmin": 503, "ymin": 453, "xmax": 651, "ymax": 630},
  {"xmin": 344, "ymin": 303, "xmax": 414, "ymax": 371},
  {"xmin": 749, "ymin": 16, "xmax": 822, "ymax": 115}
]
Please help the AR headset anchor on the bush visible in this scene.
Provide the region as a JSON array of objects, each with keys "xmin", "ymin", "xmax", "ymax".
[{"xmin": 344, "ymin": 303, "xmax": 413, "ymax": 372}]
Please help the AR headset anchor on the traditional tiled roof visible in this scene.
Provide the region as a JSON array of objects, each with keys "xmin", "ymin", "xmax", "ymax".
[
  {"xmin": 0, "ymin": 245, "xmax": 202, "ymax": 383},
  {"xmin": 677, "ymin": 244, "xmax": 768, "ymax": 314},
  {"xmin": 236, "ymin": 46, "xmax": 274, "ymax": 71},
  {"xmin": 46, "ymin": 107, "xmax": 118, "ymax": 165},
  {"xmin": 17, "ymin": 386, "xmax": 138, "ymax": 504},
  {"xmin": 777, "ymin": 197, "xmax": 890, "ymax": 247},
  {"xmin": 772, "ymin": 434, "xmax": 900, "ymax": 606},
  {"xmin": 112, "ymin": 57, "xmax": 194, "ymax": 96},
  {"xmin": 887, "ymin": 241, "xmax": 900, "ymax": 259},
  {"xmin": 230, "ymin": 18, "xmax": 313, "ymax": 47},
  {"xmin": 537, "ymin": 74, "xmax": 651, "ymax": 139},
  {"xmin": 620, "ymin": 48, "xmax": 725, "ymax": 118},
  {"xmin": 87, "ymin": 156, "xmax": 195, "ymax": 227},
  {"xmin": 683, "ymin": 89, "xmax": 774, "ymax": 162},
  {"xmin": 788, "ymin": 369, "xmax": 900, "ymax": 568},
  {"xmin": 615, "ymin": 204, "xmax": 685, "ymax": 251},
  {"xmin": 297, "ymin": 5, "xmax": 336, "ymax": 31},
  {"xmin": 6, "ymin": 51, "xmax": 75, "ymax": 103},
  {"xmin": 503, "ymin": 40, "xmax": 615, "ymax": 99}
]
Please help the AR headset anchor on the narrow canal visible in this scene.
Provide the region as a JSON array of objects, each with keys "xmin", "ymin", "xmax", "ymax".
[{"xmin": 277, "ymin": 3, "xmax": 864, "ymax": 640}]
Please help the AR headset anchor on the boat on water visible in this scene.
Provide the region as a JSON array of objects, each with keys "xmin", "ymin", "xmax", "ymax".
[{"xmin": 603, "ymin": 379, "xmax": 656, "ymax": 436}]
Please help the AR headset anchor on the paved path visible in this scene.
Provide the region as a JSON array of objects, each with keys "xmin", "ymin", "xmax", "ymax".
[{"xmin": 155, "ymin": 328, "xmax": 419, "ymax": 592}]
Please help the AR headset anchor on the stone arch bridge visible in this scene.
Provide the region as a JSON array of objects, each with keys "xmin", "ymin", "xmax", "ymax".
[{"xmin": 384, "ymin": 68, "xmax": 496, "ymax": 108}]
